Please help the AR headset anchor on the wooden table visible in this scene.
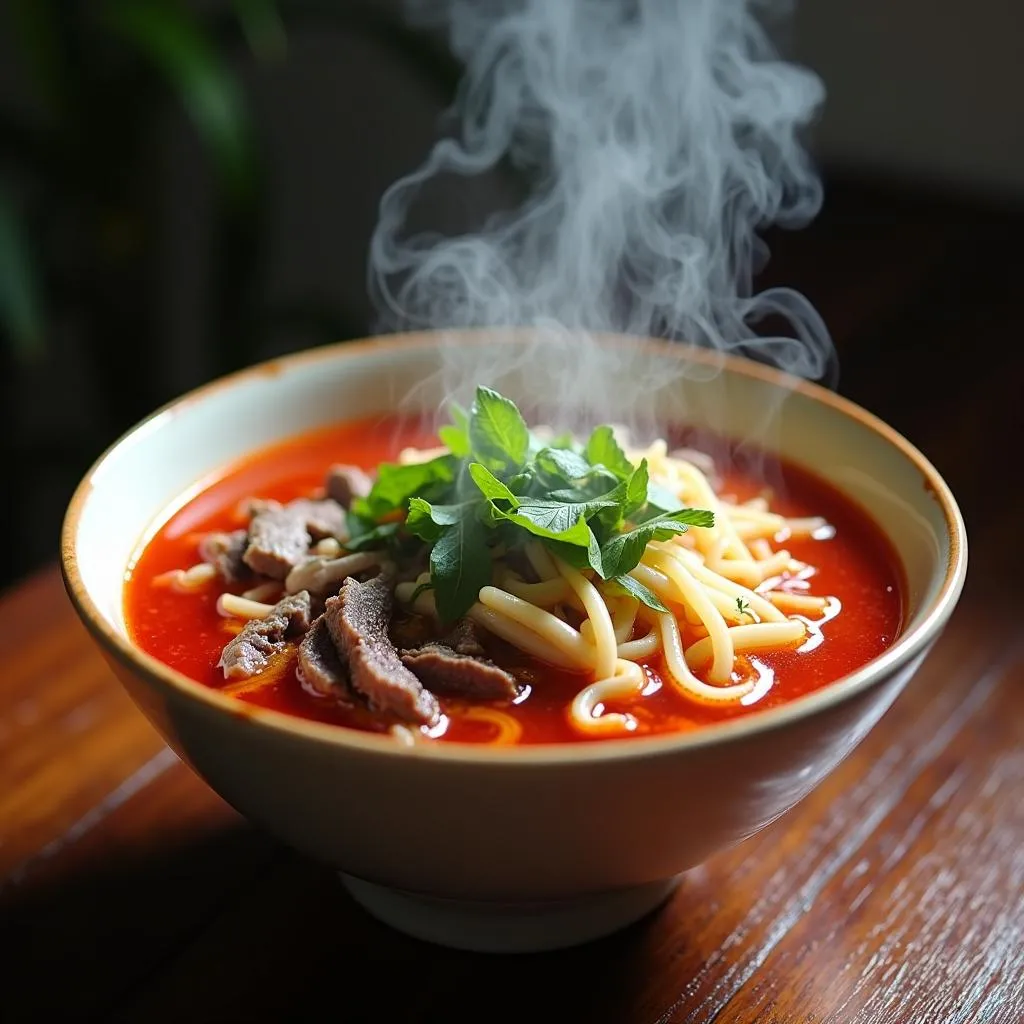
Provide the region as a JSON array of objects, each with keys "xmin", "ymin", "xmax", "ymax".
[{"xmin": 4, "ymin": 180, "xmax": 1024, "ymax": 1022}]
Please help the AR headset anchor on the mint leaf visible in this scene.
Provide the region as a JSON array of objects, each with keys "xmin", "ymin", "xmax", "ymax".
[
  {"xmin": 438, "ymin": 424, "xmax": 470, "ymax": 457},
  {"xmin": 354, "ymin": 455, "xmax": 455, "ymax": 519},
  {"xmin": 407, "ymin": 497, "xmax": 481, "ymax": 539},
  {"xmin": 468, "ymin": 462, "xmax": 519, "ymax": 506},
  {"xmin": 597, "ymin": 507, "xmax": 715, "ymax": 579},
  {"xmin": 624, "ymin": 459, "xmax": 650, "ymax": 518},
  {"xmin": 585, "ymin": 425, "xmax": 635, "ymax": 480},
  {"xmin": 535, "ymin": 447, "xmax": 592, "ymax": 483},
  {"xmin": 494, "ymin": 497, "xmax": 616, "ymax": 547},
  {"xmin": 640, "ymin": 479, "xmax": 687, "ymax": 519},
  {"xmin": 469, "ymin": 386, "xmax": 530, "ymax": 470},
  {"xmin": 405, "ymin": 497, "xmax": 443, "ymax": 542},
  {"xmin": 343, "ymin": 521, "xmax": 399, "ymax": 552},
  {"xmin": 430, "ymin": 506, "xmax": 493, "ymax": 622},
  {"xmin": 543, "ymin": 537, "xmax": 592, "ymax": 570},
  {"xmin": 595, "ymin": 460, "xmax": 649, "ymax": 532},
  {"xmin": 608, "ymin": 574, "xmax": 669, "ymax": 612}
]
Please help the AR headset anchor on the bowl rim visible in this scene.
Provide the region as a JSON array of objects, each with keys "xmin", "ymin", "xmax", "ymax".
[{"xmin": 61, "ymin": 329, "xmax": 968, "ymax": 765}]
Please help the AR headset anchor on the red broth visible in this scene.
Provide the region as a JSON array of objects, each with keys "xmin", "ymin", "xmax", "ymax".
[{"xmin": 124, "ymin": 415, "xmax": 905, "ymax": 744}]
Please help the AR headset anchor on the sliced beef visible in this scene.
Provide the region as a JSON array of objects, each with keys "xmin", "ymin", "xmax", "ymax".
[
  {"xmin": 325, "ymin": 464, "xmax": 372, "ymax": 508},
  {"xmin": 198, "ymin": 529, "xmax": 250, "ymax": 583},
  {"xmin": 444, "ymin": 618, "xmax": 489, "ymax": 658},
  {"xmin": 218, "ymin": 591, "xmax": 312, "ymax": 680},
  {"xmin": 400, "ymin": 644, "xmax": 518, "ymax": 701},
  {"xmin": 287, "ymin": 498, "xmax": 348, "ymax": 541},
  {"xmin": 238, "ymin": 497, "xmax": 282, "ymax": 520},
  {"xmin": 297, "ymin": 615, "xmax": 349, "ymax": 696},
  {"xmin": 324, "ymin": 575, "xmax": 439, "ymax": 726},
  {"xmin": 243, "ymin": 498, "xmax": 347, "ymax": 579}
]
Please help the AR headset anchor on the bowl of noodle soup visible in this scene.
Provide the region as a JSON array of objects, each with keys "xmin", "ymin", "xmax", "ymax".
[{"xmin": 61, "ymin": 330, "xmax": 966, "ymax": 952}]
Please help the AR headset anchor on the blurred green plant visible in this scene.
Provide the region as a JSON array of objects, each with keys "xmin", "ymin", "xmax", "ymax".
[{"xmin": 0, "ymin": 0, "xmax": 462, "ymax": 423}]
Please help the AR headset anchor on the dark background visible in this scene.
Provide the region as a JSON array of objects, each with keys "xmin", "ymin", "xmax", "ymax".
[{"xmin": 2, "ymin": 0, "xmax": 1022, "ymax": 592}]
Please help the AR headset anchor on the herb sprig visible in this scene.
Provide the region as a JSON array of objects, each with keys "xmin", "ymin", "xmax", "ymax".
[{"xmin": 348, "ymin": 387, "xmax": 714, "ymax": 623}]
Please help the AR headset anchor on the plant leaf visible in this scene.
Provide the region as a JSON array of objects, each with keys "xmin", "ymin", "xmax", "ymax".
[
  {"xmin": 494, "ymin": 497, "xmax": 616, "ymax": 547},
  {"xmin": 0, "ymin": 186, "xmax": 44, "ymax": 361},
  {"xmin": 597, "ymin": 507, "xmax": 715, "ymax": 579},
  {"xmin": 232, "ymin": 0, "xmax": 287, "ymax": 62},
  {"xmin": 535, "ymin": 446, "xmax": 592, "ymax": 483},
  {"xmin": 609, "ymin": 574, "xmax": 669, "ymax": 612},
  {"xmin": 430, "ymin": 506, "xmax": 493, "ymax": 623},
  {"xmin": 105, "ymin": 0, "xmax": 256, "ymax": 202},
  {"xmin": 405, "ymin": 498, "xmax": 444, "ymax": 543},
  {"xmin": 343, "ymin": 521, "xmax": 398, "ymax": 552},
  {"xmin": 469, "ymin": 386, "xmax": 529, "ymax": 470},
  {"xmin": 585, "ymin": 425, "xmax": 635, "ymax": 480},
  {"xmin": 468, "ymin": 463, "xmax": 519, "ymax": 505},
  {"xmin": 353, "ymin": 455, "xmax": 455, "ymax": 519},
  {"xmin": 438, "ymin": 423, "xmax": 470, "ymax": 457}
]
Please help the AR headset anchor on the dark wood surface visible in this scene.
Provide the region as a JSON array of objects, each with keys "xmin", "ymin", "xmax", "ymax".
[{"xmin": 3, "ymin": 179, "xmax": 1023, "ymax": 1022}]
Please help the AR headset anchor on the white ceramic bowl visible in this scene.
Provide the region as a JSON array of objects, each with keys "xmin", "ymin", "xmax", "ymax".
[{"xmin": 61, "ymin": 330, "xmax": 966, "ymax": 952}]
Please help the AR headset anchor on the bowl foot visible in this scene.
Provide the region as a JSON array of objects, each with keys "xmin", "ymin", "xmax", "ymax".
[{"xmin": 339, "ymin": 873, "xmax": 680, "ymax": 953}]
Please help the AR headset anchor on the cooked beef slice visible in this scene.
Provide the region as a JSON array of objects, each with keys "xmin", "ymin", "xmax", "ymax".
[
  {"xmin": 443, "ymin": 618, "xmax": 489, "ymax": 658},
  {"xmin": 325, "ymin": 464, "xmax": 372, "ymax": 508},
  {"xmin": 287, "ymin": 498, "xmax": 347, "ymax": 540},
  {"xmin": 400, "ymin": 644, "xmax": 518, "ymax": 701},
  {"xmin": 238, "ymin": 497, "xmax": 282, "ymax": 519},
  {"xmin": 243, "ymin": 498, "xmax": 346, "ymax": 579},
  {"xmin": 323, "ymin": 575, "xmax": 439, "ymax": 726},
  {"xmin": 297, "ymin": 614, "xmax": 349, "ymax": 696},
  {"xmin": 218, "ymin": 591, "xmax": 312, "ymax": 680},
  {"xmin": 198, "ymin": 529, "xmax": 250, "ymax": 583}
]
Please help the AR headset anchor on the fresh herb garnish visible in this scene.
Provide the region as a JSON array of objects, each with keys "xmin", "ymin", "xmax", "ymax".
[
  {"xmin": 347, "ymin": 387, "xmax": 715, "ymax": 623},
  {"xmin": 735, "ymin": 597, "xmax": 751, "ymax": 620}
]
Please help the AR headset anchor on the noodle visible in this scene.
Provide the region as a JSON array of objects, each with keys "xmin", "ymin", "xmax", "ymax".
[
  {"xmin": 378, "ymin": 436, "xmax": 839, "ymax": 732},
  {"xmin": 642, "ymin": 547, "xmax": 735, "ymax": 684},
  {"xmin": 554, "ymin": 556, "xmax": 618, "ymax": 679},
  {"xmin": 683, "ymin": 621, "xmax": 806, "ymax": 670},
  {"xmin": 153, "ymin": 563, "xmax": 217, "ymax": 592},
  {"xmin": 217, "ymin": 594, "xmax": 275, "ymax": 620},
  {"xmin": 461, "ymin": 706, "xmax": 523, "ymax": 744},
  {"xmin": 195, "ymin": 423, "xmax": 840, "ymax": 742},
  {"xmin": 571, "ymin": 659, "xmax": 646, "ymax": 735},
  {"xmin": 477, "ymin": 586, "xmax": 592, "ymax": 667}
]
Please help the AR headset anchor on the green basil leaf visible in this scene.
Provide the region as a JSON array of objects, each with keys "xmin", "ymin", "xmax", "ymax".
[
  {"xmin": 585, "ymin": 425, "xmax": 635, "ymax": 480},
  {"xmin": 430, "ymin": 507, "xmax": 493, "ymax": 623},
  {"xmin": 639, "ymin": 479, "xmax": 687, "ymax": 519},
  {"xmin": 542, "ymin": 538, "xmax": 591, "ymax": 570},
  {"xmin": 597, "ymin": 507, "xmax": 714, "ymax": 579},
  {"xmin": 354, "ymin": 455, "xmax": 455, "ymax": 519},
  {"xmin": 593, "ymin": 460, "xmax": 648, "ymax": 533},
  {"xmin": 469, "ymin": 386, "xmax": 530, "ymax": 470},
  {"xmin": 623, "ymin": 459, "xmax": 650, "ymax": 517},
  {"xmin": 506, "ymin": 470, "xmax": 533, "ymax": 494},
  {"xmin": 405, "ymin": 497, "xmax": 443, "ymax": 542},
  {"xmin": 438, "ymin": 423, "xmax": 470, "ymax": 458},
  {"xmin": 468, "ymin": 462, "xmax": 519, "ymax": 506},
  {"xmin": 535, "ymin": 446, "xmax": 592, "ymax": 483},
  {"xmin": 343, "ymin": 520, "xmax": 399, "ymax": 552},
  {"xmin": 608, "ymin": 574, "xmax": 669, "ymax": 612},
  {"xmin": 494, "ymin": 497, "xmax": 617, "ymax": 547}
]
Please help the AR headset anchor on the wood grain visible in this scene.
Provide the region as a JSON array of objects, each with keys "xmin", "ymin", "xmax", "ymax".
[{"xmin": 2, "ymin": 176, "xmax": 1023, "ymax": 1023}]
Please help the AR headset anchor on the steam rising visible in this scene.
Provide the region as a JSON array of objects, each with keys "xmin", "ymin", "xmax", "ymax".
[{"xmin": 369, "ymin": 0, "xmax": 834, "ymax": 417}]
